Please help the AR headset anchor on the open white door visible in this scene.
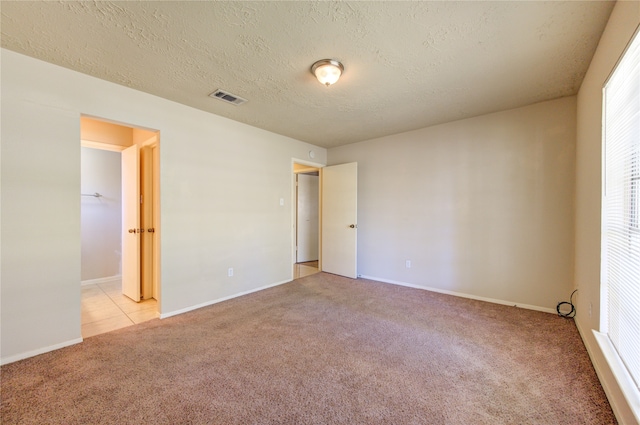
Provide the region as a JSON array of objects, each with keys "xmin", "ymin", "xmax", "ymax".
[
  {"xmin": 122, "ymin": 144, "xmax": 141, "ymax": 302},
  {"xmin": 322, "ymin": 162, "xmax": 358, "ymax": 278}
]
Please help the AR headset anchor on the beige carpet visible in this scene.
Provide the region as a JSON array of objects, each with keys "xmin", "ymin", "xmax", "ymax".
[{"xmin": 1, "ymin": 273, "xmax": 616, "ymax": 424}]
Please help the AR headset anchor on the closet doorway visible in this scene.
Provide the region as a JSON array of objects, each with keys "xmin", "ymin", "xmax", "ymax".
[
  {"xmin": 293, "ymin": 162, "xmax": 320, "ymax": 279},
  {"xmin": 80, "ymin": 116, "xmax": 160, "ymax": 337}
]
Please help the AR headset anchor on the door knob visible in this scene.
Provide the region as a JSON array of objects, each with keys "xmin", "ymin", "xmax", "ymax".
[
  {"xmin": 349, "ymin": 224, "xmax": 357, "ymax": 228},
  {"xmin": 128, "ymin": 229, "xmax": 136, "ymax": 233},
  {"xmin": 147, "ymin": 228, "xmax": 155, "ymax": 233}
]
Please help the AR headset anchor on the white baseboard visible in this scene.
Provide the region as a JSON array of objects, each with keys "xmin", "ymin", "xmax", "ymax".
[
  {"xmin": 160, "ymin": 279, "xmax": 292, "ymax": 319},
  {"xmin": 81, "ymin": 275, "xmax": 122, "ymax": 286},
  {"xmin": 358, "ymin": 274, "xmax": 556, "ymax": 314},
  {"xmin": 1, "ymin": 338, "xmax": 84, "ymax": 366}
]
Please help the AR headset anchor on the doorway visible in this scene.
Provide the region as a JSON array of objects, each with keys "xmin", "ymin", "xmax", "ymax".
[
  {"xmin": 293, "ymin": 162, "xmax": 321, "ymax": 279},
  {"xmin": 80, "ymin": 116, "xmax": 160, "ymax": 337},
  {"xmin": 292, "ymin": 161, "xmax": 359, "ymax": 280}
]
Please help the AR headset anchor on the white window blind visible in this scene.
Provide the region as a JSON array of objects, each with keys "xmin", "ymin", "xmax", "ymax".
[{"xmin": 603, "ymin": 27, "xmax": 640, "ymax": 391}]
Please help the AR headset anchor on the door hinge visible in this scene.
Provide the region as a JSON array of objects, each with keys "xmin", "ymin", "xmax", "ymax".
[{"xmin": 140, "ymin": 195, "xmax": 143, "ymax": 204}]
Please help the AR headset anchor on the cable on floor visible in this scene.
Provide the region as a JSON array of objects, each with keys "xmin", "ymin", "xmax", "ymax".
[{"xmin": 556, "ymin": 289, "xmax": 578, "ymax": 318}]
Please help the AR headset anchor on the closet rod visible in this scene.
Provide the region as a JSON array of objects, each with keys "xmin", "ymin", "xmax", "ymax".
[{"xmin": 81, "ymin": 192, "xmax": 102, "ymax": 198}]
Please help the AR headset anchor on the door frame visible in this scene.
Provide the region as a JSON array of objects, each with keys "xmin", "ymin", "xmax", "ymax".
[
  {"xmin": 80, "ymin": 115, "xmax": 161, "ymax": 312},
  {"xmin": 291, "ymin": 158, "xmax": 325, "ymax": 279}
]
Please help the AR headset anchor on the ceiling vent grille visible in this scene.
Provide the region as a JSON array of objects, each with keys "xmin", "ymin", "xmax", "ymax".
[{"xmin": 209, "ymin": 89, "xmax": 247, "ymax": 106}]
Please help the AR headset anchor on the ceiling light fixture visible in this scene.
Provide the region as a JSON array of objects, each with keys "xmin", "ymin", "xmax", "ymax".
[{"xmin": 311, "ymin": 59, "xmax": 344, "ymax": 87}]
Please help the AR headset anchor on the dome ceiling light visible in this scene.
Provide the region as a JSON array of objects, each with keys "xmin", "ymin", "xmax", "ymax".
[{"xmin": 310, "ymin": 59, "xmax": 344, "ymax": 87}]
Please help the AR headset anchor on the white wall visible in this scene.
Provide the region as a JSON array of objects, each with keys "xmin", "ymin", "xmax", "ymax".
[
  {"xmin": 0, "ymin": 49, "xmax": 326, "ymax": 363},
  {"xmin": 81, "ymin": 147, "xmax": 122, "ymax": 281},
  {"xmin": 328, "ymin": 97, "xmax": 576, "ymax": 312},
  {"xmin": 574, "ymin": 1, "xmax": 640, "ymax": 423}
]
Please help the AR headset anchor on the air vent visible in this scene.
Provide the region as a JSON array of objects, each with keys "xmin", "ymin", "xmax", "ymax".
[{"xmin": 209, "ymin": 89, "xmax": 247, "ymax": 106}]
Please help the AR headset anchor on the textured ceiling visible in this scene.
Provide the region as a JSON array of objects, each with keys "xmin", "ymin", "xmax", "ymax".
[{"xmin": 1, "ymin": 1, "xmax": 614, "ymax": 148}]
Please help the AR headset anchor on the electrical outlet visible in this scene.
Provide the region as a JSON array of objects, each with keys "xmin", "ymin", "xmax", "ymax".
[
  {"xmin": 405, "ymin": 260, "xmax": 411, "ymax": 268},
  {"xmin": 228, "ymin": 268, "xmax": 234, "ymax": 277}
]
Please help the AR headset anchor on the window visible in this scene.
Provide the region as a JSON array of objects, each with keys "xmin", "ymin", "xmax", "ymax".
[{"xmin": 602, "ymin": 26, "xmax": 640, "ymax": 392}]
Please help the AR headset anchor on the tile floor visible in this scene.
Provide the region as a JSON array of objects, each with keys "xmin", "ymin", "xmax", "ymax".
[
  {"xmin": 294, "ymin": 261, "xmax": 320, "ymax": 279},
  {"xmin": 81, "ymin": 280, "xmax": 158, "ymax": 338},
  {"xmin": 82, "ymin": 264, "xmax": 317, "ymax": 339}
]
